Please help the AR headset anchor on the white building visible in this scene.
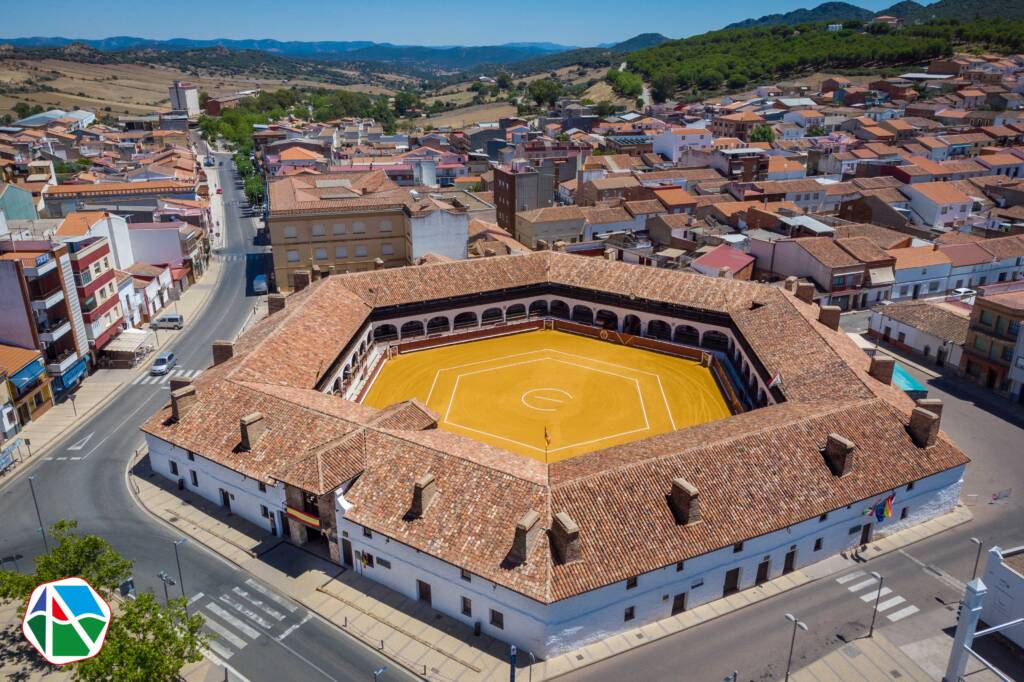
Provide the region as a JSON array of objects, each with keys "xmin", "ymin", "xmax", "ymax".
[
  {"xmin": 651, "ymin": 128, "xmax": 713, "ymax": 164},
  {"xmin": 408, "ymin": 197, "xmax": 470, "ymax": 261},
  {"xmin": 980, "ymin": 546, "xmax": 1024, "ymax": 649},
  {"xmin": 901, "ymin": 182, "xmax": 973, "ymax": 228},
  {"xmin": 888, "ymin": 246, "xmax": 953, "ymax": 300},
  {"xmin": 168, "ymin": 81, "xmax": 201, "ymax": 119},
  {"xmin": 869, "ymin": 301, "xmax": 967, "ymax": 368}
]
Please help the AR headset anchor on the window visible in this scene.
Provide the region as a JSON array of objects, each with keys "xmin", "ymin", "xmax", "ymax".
[
  {"xmin": 381, "ymin": 243, "xmax": 394, "ymax": 256},
  {"xmin": 169, "ymin": 461, "xmax": 179, "ymax": 476},
  {"xmin": 260, "ymin": 505, "xmax": 269, "ymax": 518},
  {"xmin": 363, "ymin": 553, "xmax": 374, "ymax": 568},
  {"xmin": 899, "ymin": 286, "xmax": 909, "ymax": 297},
  {"xmin": 380, "ymin": 220, "xmax": 392, "ymax": 233},
  {"xmin": 732, "ymin": 541, "xmax": 744, "ymax": 553},
  {"xmin": 189, "ymin": 470, "xmax": 198, "ymax": 487},
  {"xmin": 312, "ymin": 224, "xmax": 325, "ymax": 237},
  {"xmin": 849, "ymin": 524, "xmax": 862, "ymax": 535},
  {"xmin": 362, "ymin": 526, "xmax": 372, "ymax": 539},
  {"xmin": 187, "ymin": 452, "xmax": 195, "ymax": 461},
  {"xmin": 461, "ymin": 597, "xmax": 472, "ymax": 617},
  {"xmin": 461, "ymin": 569, "xmax": 472, "ymax": 583},
  {"xmin": 675, "ymin": 561, "xmax": 685, "ymax": 572},
  {"xmin": 286, "ymin": 250, "xmax": 300, "ymax": 263},
  {"xmin": 814, "ymin": 538, "xmax": 823, "ymax": 551},
  {"xmin": 818, "ymin": 512, "xmax": 828, "ymax": 522},
  {"xmin": 354, "ymin": 245, "xmax": 368, "ymax": 258},
  {"xmin": 284, "ymin": 225, "xmax": 297, "ymax": 239},
  {"xmin": 624, "ymin": 606, "xmax": 635, "ymax": 622},
  {"xmin": 353, "ymin": 221, "xmax": 366, "ymax": 234},
  {"xmin": 900, "ymin": 507, "xmax": 909, "ymax": 520},
  {"xmin": 1002, "ymin": 345, "xmax": 1014, "ymax": 362},
  {"xmin": 626, "ymin": 576, "xmax": 638, "ymax": 590},
  {"xmin": 490, "ymin": 609, "xmax": 504, "ymax": 629},
  {"xmin": 314, "ymin": 247, "xmax": 328, "ymax": 261},
  {"xmin": 906, "ymin": 481, "xmax": 914, "ymax": 491},
  {"xmin": 335, "ymin": 246, "xmax": 348, "ymax": 259},
  {"xmin": 332, "ymin": 223, "xmax": 346, "ymax": 235},
  {"xmin": 980, "ymin": 310, "xmax": 994, "ymax": 326},
  {"xmin": 897, "ymin": 332, "xmax": 906, "ymax": 343},
  {"xmin": 377, "ymin": 557, "xmax": 391, "ymax": 569},
  {"xmin": 928, "ymin": 281, "xmax": 940, "ymax": 292},
  {"xmin": 103, "ymin": 257, "xmax": 110, "ymax": 269},
  {"xmin": 258, "ymin": 481, "xmax": 267, "ymax": 493}
]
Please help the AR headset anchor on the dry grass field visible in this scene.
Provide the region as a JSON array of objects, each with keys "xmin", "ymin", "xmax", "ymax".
[
  {"xmin": 0, "ymin": 58, "xmax": 395, "ymax": 117},
  {"xmin": 416, "ymin": 101, "xmax": 518, "ymax": 129}
]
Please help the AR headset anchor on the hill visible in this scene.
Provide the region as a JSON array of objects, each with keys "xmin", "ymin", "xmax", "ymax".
[
  {"xmin": 727, "ymin": 0, "xmax": 1024, "ymax": 28},
  {"xmin": 612, "ymin": 33, "xmax": 670, "ymax": 51}
]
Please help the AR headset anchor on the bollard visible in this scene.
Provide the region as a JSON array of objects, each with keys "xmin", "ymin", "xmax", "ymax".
[{"xmin": 379, "ymin": 639, "xmax": 385, "ymax": 650}]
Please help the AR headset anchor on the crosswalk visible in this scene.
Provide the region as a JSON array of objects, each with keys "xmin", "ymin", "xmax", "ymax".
[
  {"xmin": 836, "ymin": 570, "xmax": 920, "ymax": 623},
  {"xmin": 193, "ymin": 579, "xmax": 308, "ymax": 662},
  {"xmin": 215, "ymin": 253, "xmax": 249, "ymax": 262},
  {"xmin": 131, "ymin": 367, "xmax": 203, "ymax": 386}
]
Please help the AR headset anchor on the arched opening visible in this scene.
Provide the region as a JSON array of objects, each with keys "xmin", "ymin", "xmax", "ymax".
[
  {"xmin": 373, "ymin": 324, "xmax": 398, "ymax": 342},
  {"xmin": 623, "ymin": 314, "xmax": 642, "ymax": 335},
  {"xmin": 529, "ymin": 300, "xmax": 549, "ymax": 318},
  {"xmin": 342, "ymin": 365, "xmax": 352, "ymax": 380},
  {"xmin": 758, "ymin": 389, "xmax": 767, "ymax": 406},
  {"xmin": 333, "ymin": 377, "xmax": 343, "ymax": 393},
  {"xmin": 572, "ymin": 305, "xmax": 594, "ymax": 325},
  {"xmin": 427, "ymin": 316, "xmax": 450, "ymax": 334},
  {"xmin": 400, "ymin": 320, "xmax": 424, "ymax": 338},
  {"xmin": 453, "ymin": 311, "xmax": 478, "ymax": 329},
  {"xmin": 595, "ymin": 309, "xmax": 618, "ymax": 330},
  {"xmin": 647, "ymin": 319, "xmax": 671, "ymax": 340},
  {"xmin": 702, "ymin": 330, "xmax": 730, "ymax": 352},
  {"xmin": 673, "ymin": 324, "xmax": 700, "ymax": 345},
  {"xmin": 505, "ymin": 304, "xmax": 526, "ymax": 320},
  {"xmin": 481, "ymin": 307, "xmax": 503, "ymax": 325},
  {"xmin": 550, "ymin": 300, "xmax": 570, "ymax": 319}
]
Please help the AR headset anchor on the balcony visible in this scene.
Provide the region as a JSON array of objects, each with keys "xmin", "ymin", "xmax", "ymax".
[
  {"xmin": 46, "ymin": 351, "xmax": 79, "ymax": 375},
  {"xmin": 24, "ymin": 257, "xmax": 56, "ymax": 278},
  {"xmin": 30, "ymin": 287, "xmax": 65, "ymax": 311},
  {"xmin": 37, "ymin": 318, "xmax": 72, "ymax": 343}
]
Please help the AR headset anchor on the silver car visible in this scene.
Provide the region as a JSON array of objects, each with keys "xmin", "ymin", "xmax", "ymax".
[{"xmin": 150, "ymin": 352, "xmax": 177, "ymax": 376}]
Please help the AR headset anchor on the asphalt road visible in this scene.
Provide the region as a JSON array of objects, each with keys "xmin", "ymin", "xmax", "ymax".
[{"xmin": 0, "ymin": 151, "xmax": 413, "ymax": 682}]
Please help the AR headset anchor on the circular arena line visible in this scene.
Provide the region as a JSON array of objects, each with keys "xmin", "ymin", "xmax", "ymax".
[{"xmin": 521, "ymin": 387, "xmax": 574, "ymax": 412}]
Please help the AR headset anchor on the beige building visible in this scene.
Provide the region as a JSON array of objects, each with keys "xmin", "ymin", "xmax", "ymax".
[{"xmin": 514, "ymin": 206, "xmax": 585, "ymax": 249}]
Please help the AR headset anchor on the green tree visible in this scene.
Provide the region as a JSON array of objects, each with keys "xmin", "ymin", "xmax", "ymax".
[
  {"xmin": 605, "ymin": 69, "xmax": 643, "ymax": 99},
  {"xmin": 244, "ymin": 176, "xmax": 265, "ymax": 205},
  {"xmin": 527, "ymin": 78, "xmax": 563, "ymax": 107},
  {"xmin": 805, "ymin": 124, "xmax": 826, "ymax": 137},
  {"xmin": 393, "ymin": 91, "xmax": 419, "ymax": 116},
  {"xmin": 650, "ymin": 72, "xmax": 677, "ymax": 104},
  {"xmin": 73, "ymin": 593, "xmax": 208, "ymax": 682},
  {"xmin": 749, "ymin": 124, "xmax": 776, "ymax": 143},
  {"xmin": 496, "ymin": 72, "xmax": 513, "ymax": 90},
  {"xmin": 594, "ymin": 100, "xmax": 619, "ymax": 117}
]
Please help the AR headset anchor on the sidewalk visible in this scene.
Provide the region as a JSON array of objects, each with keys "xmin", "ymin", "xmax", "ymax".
[
  {"xmin": 0, "ymin": 254, "xmax": 226, "ymax": 485},
  {"xmin": 129, "ymin": 446, "xmax": 973, "ymax": 682}
]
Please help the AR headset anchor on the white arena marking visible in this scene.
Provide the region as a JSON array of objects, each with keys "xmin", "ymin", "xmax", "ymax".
[{"xmin": 521, "ymin": 388, "xmax": 573, "ymax": 412}]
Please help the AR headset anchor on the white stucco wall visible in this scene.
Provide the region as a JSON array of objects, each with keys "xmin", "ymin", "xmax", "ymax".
[
  {"xmin": 980, "ymin": 546, "xmax": 1024, "ymax": 649},
  {"xmin": 410, "ymin": 209, "xmax": 469, "ymax": 261}
]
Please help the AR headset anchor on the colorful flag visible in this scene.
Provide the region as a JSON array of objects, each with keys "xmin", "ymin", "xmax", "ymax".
[
  {"xmin": 768, "ymin": 373, "xmax": 783, "ymax": 389},
  {"xmin": 884, "ymin": 494, "xmax": 894, "ymax": 519},
  {"xmin": 874, "ymin": 494, "xmax": 895, "ymax": 522}
]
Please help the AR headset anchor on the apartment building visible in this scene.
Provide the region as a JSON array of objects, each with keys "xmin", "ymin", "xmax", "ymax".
[
  {"xmin": 960, "ymin": 284, "xmax": 1024, "ymax": 399},
  {"xmin": 63, "ymin": 236, "xmax": 124, "ymax": 355},
  {"xmin": 0, "ymin": 344, "xmax": 52, "ymax": 429},
  {"xmin": 493, "ymin": 160, "xmax": 555, "ymax": 231},
  {"xmin": 709, "ymin": 112, "xmax": 765, "ymax": 142}
]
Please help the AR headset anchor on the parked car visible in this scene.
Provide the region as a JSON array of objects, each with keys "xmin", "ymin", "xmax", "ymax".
[
  {"xmin": 216, "ymin": 187, "xmax": 224, "ymax": 195},
  {"xmin": 150, "ymin": 351, "xmax": 177, "ymax": 376},
  {"xmin": 152, "ymin": 314, "xmax": 185, "ymax": 330},
  {"xmin": 253, "ymin": 274, "xmax": 269, "ymax": 295},
  {"xmin": 952, "ymin": 288, "xmax": 976, "ymax": 299}
]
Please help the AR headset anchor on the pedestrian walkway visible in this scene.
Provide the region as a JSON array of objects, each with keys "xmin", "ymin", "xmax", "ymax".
[
  {"xmin": 131, "ymin": 368, "xmax": 204, "ymax": 386},
  {"xmin": 835, "ymin": 571, "xmax": 920, "ymax": 623},
  {"xmin": 791, "ymin": 631, "xmax": 933, "ymax": 682},
  {"xmin": 129, "ymin": 445, "xmax": 975, "ymax": 682}
]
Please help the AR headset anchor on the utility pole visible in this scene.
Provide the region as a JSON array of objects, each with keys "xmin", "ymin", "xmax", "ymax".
[
  {"xmin": 784, "ymin": 613, "xmax": 808, "ymax": 681},
  {"xmin": 174, "ymin": 538, "xmax": 188, "ymax": 610},
  {"xmin": 868, "ymin": 572, "xmax": 884, "ymax": 638},
  {"xmin": 28, "ymin": 476, "xmax": 49, "ymax": 553},
  {"xmin": 970, "ymin": 537, "xmax": 983, "ymax": 580}
]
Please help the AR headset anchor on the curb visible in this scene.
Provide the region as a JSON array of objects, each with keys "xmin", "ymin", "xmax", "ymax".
[
  {"xmin": 542, "ymin": 505, "xmax": 973, "ymax": 681},
  {"xmin": 123, "ymin": 452, "xmax": 431, "ymax": 682}
]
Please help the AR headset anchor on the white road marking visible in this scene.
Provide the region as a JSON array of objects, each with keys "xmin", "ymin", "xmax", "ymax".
[
  {"xmin": 847, "ymin": 577, "xmax": 879, "ymax": 592},
  {"xmin": 887, "ymin": 605, "xmax": 920, "ymax": 622},
  {"xmin": 187, "ymin": 591, "xmax": 205, "ymax": 605},
  {"xmin": 205, "ymin": 603, "xmax": 261, "ymax": 639},
  {"xmin": 207, "ymin": 639, "xmax": 236, "ymax": 660},
  {"xmin": 876, "ymin": 596, "xmax": 906, "ymax": 612},
  {"xmin": 860, "ymin": 587, "xmax": 892, "ymax": 602},
  {"xmin": 276, "ymin": 623, "xmax": 300, "ymax": 641},
  {"xmin": 836, "ymin": 571, "xmax": 866, "ymax": 585},
  {"xmin": 67, "ymin": 433, "xmax": 94, "ymax": 451},
  {"xmin": 232, "ymin": 586, "xmax": 286, "ymax": 621},
  {"xmin": 219, "ymin": 594, "xmax": 273, "ymax": 629},
  {"xmin": 202, "ymin": 612, "xmax": 249, "ymax": 648},
  {"xmin": 244, "ymin": 579, "xmax": 298, "ymax": 612},
  {"xmin": 69, "ymin": 457, "xmax": 81, "ymax": 461}
]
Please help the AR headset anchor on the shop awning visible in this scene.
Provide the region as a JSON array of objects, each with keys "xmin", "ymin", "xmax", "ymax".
[
  {"xmin": 103, "ymin": 329, "xmax": 150, "ymax": 354},
  {"xmin": 10, "ymin": 358, "xmax": 45, "ymax": 390},
  {"xmin": 868, "ymin": 266, "xmax": 896, "ymax": 286},
  {"xmin": 53, "ymin": 357, "xmax": 88, "ymax": 391}
]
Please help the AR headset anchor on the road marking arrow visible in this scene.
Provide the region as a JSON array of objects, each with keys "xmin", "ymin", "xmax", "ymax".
[{"xmin": 67, "ymin": 433, "xmax": 94, "ymax": 451}]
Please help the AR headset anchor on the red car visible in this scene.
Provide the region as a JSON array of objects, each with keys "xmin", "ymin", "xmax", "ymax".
[{"xmin": 216, "ymin": 188, "xmax": 223, "ymax": 195}]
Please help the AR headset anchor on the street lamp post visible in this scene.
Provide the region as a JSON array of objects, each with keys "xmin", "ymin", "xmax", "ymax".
[
  {"xmin": 173, "ymin": 539, "xmax": 188, "ymax": 609},
  {"xmin": 157, "ymin": 571, "xmax": 176, "ymax": 605},
  {"xmin": 372, "ymin": 666, "xmax": 388, "ymax": 681},
  {"xmin": 868, "ymin": 571, "xmax": 884, "ymax": 638},
  {"xmin": 970, "ymin": 537, "xmax": 983, "ymax": 580},
  {"xmin": 27, "ymin": 476, "xmax": 49, "ymax": 553},
  {"xmin": 784, "ymin": 613, "xmax": 808, "ymax": 682}
]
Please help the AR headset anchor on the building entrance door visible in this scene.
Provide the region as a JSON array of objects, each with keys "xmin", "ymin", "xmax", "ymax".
[
  {"xmin": 417, "ymin": 580, "xmax": 432, "ymax": 606},
  {"xmin": 723, "ymin": 568, "xmax": 740, "ymax": 596},
  {"xmin": 755, "ymin": 559, "xmax": 770, "ymax": 585},
  {"xmin": 219, "ymin": 489, "xmax": 231, "ymax": 511},
  {"xmin": 341, "ymin": 539, "xmax": 353, "ymax": 567},
  {"xmin": 671, "ymin": 592, "xmax": 687, "ymax": 615},
  {"xmin": 784, "ymin": 549, "xmax": 797, "ymax": 574},
  {"xmin": 860, "ymin": 523, "xmax": 873, "ymax": 546}
]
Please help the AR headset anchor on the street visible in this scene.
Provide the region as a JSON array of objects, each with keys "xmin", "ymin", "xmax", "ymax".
[{"xmin": 0, "ymin": 149, "xmax": 412, "ymax": 682}]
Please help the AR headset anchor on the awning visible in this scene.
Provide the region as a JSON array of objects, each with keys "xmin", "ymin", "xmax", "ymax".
[
  {"xmin": 103, "ymin": 329, "xmax": 150, "ymax": 354},
  {"xmin": 10, "ymin": 358, "xmax": 45, "ymax": 390},
  {"xmin": 52, "ymin": 357, "xmax": 88, "ymax": 391},
  {"xmin": 868, "ymin": 266, "xmax": 896, "ymax": 286}
]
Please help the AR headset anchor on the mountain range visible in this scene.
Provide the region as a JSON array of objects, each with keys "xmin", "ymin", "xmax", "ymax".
[{"xmin": 726, "ymin": 0, "xmax": 1024, "ymax": 29}]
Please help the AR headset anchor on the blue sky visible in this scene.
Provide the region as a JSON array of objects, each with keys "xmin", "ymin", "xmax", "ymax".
[{"xmin": 2, "ymin": 0, "xmax": 918, "ymax": 46}]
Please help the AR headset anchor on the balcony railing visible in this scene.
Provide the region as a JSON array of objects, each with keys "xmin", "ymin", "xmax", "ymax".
[
  {"xmin": 46, "ymin": 350, "xmax": 79, "ymax": 375},
  {"xmin": 30, "ymin": 287, "xmax": 65, "ymax": 311},
  {"xmin": 37, "ymin": 318, "xmax": 72, "ymax": 343}
]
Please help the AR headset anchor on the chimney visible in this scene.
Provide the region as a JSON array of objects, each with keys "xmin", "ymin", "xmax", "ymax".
[
  {"xmin": 373, "ymin": 258, "xmax": 384, "ymax": 270},
  {"xmin": 783, "ymin": 276, "xmax": 798, "ymax": 292},
  {"xmin": 823, "ymin": 433, "xmax": 856, "ymax": 476},
  {"xmin": 292, "ymin": 270, "xmax": 311, "ymax": 292},
  {"xmin": 908, "ymin": 407, "xmax": 940, "ymax": 448},
  {"xmin": 817, "ymin": 305, "xmax": 841, "ymax": 331},
  {"xmin": 170, "ymin": 385, "xmax": 196, "ymax": 422},
  {"xmin": 322, "ymin": 265, "xmax": 335, "ymax": 279},
  {"xmin": 169, "ymin": 377, "xmax": 192, "ymax": 392},
  {"xmin": 915, "ymin": 398, "xmax": 943, "ymax": 420},
  {"xmin": 239, "ymin": 412, "xmax": 266, "ymax": 451},
  {"xmin": 868, "ymin": 355, "xmax": 895, "ymax": 385},
  {"xmin": 508, "ymin": 509, "xmax": 541, "ymax": 565},
  {"xmin": 211, "ymin": 340, "xmax": 234, "ymax": 366},
  {"xmin": 670, "ymin": 478, "xmax": 701, "ymax": 525},
  {"xmin": 550, "ymin": 512, "xmax": 581, "ymax": 564},
  {"xmin": 795, "ymin": 282, "xmax": 815, "ymax": 304},
  {"xmin": 410, "ymin": 474, "xmax": 437, "ymax": 517},
  {"xmin": 268, "ymin": 293, "xmax": 286, "ymax": 315}
]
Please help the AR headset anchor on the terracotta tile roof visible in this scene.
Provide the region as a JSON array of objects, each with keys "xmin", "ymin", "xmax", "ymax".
[
  {"xmin": 938, "ymin": 242, "xmax": 996, "ymax": 267},
  {"xmin": 886, "ymin": 246, "xmax": 953, "ymax": 270},
  {"xmin": 791, "ymin": 237, "xmax": 862, "ymax": 269},
  {"xmin": 872, "ymin": 301, "xmax": 969, "ymax": 345},
  {"xmin": 0, "ymin": 343, "xmax": 42, "ymax": 375},
  {"xmin": 835, "ymin": 236, "xmax": 892, "ymax": 264},
  {"xmin": 56, "ymin": 211, "xmax": 108, "ymax": 237},
  {"xmin": 906, "ymin": 181, "xmax": 971, "ymax": 206},
  {"xmin": 977, "ymin": 235, "xmax": 1024, "ymax": 261}
]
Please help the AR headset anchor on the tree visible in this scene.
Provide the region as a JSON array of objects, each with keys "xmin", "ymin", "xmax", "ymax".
[
  {"xmin": 650, "ymin": 72, "xmax": 677, "ymax": 104},
  {"xmin": 393, "ymin": 91, "xmax": 419, "ymax": 116},
  {"xmin": 496, "ymin": 72, "xmax": 513, "ymax": 90},
  {"xmin": 527, "ymin": 78, "xmax": 562, "ymax": 107},
  {"xmin": 73, "ymin": 593, "xmax": 208, "ymax": 682},
  {"xmin": 244, "ymin": 176, "xmax": 265, "ymax": 205},
  {"xmin": 594, "ymin": 100, "xmax": 619, "ymax": 117},
  {"xmin": 749, "ymin": 124, "xmax": 776, "ymax": 143},
  {"xmin": 605, "ymin": 69, "xmax": 643, "ymax": 99},
  {"xmin": 805, "ymin": 124, "xmax": 826, "ymax": 137}
]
